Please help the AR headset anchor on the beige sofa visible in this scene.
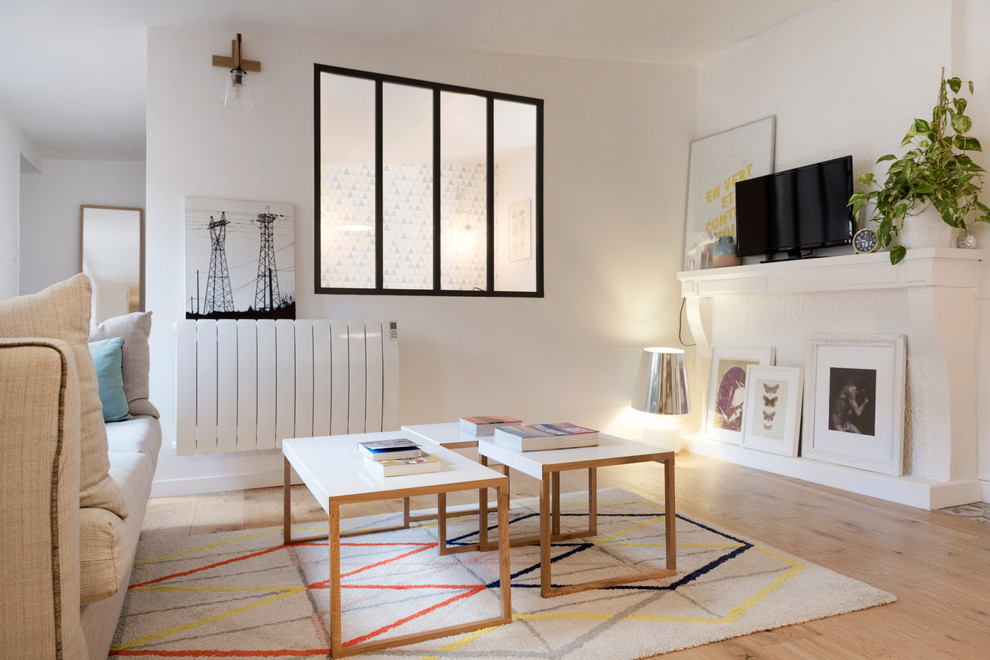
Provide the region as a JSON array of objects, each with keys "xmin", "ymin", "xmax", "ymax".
[{"xmin": 0, "ymin": 275, "xmax": 161, "ymax": 660}]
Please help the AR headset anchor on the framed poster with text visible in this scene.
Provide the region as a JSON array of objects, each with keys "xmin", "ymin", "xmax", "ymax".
[{"xmin": 683, "ymin": 116, "xmax": 775, "ymax": 270}]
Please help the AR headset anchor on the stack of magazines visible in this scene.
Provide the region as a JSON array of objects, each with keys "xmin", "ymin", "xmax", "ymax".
[
  {"xmin": 492, "ymin": 423, "xmax": 599, "ymax": 452},
  {"xmin": 459, "ymin": 415, "xmax": 523, "ymax": 436},
  {"xmin": 357, "ymin": 438, "xmax": 440, "ymax": 476}
]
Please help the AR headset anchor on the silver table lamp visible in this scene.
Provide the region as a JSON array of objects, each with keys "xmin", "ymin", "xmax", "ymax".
[{"xmin": 632, "ymin": 347, "xmax": 690, "ymax": 416}]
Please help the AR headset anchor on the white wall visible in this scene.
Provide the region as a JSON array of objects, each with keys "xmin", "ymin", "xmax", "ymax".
[
  {"xmin": 0, "ymin": 112, "xmax": 39, "ymax": 301},
  {"xmin": 19, "ymin": 158, "xmax": 145, "ymax": 295},
  {"xmin": 695, "ymin": 0, "xmax": 990, "ymax": 497},
  {"xmin": 953, "ymin": 0, "xmax": 990, "ymax": 499},
  {"xmin": 147, "ymin": 29, "xmax": 696, "ymax": 494}
]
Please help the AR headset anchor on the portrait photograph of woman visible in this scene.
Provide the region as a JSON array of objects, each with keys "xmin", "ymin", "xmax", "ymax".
[{"xmin": 827, "ymin": 367, "xmax": 877, "ymax": 436}]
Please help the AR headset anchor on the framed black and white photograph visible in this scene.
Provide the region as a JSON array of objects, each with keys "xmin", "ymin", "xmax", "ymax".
[
  {"xmin": 705, "ymin": 346, "xmax": 776, "ymax": 444},
  {"xmin": 683, "ymin": 116, "xmax": 775, "ymax": 270},
  {"xmin": 185, "ymin": 197, "xmax": 295, "ymax": 320},
  {"xmin": 741, "ymin": 365, "xmax": 803, "ymax": 457},
  {"xmin": 803, "ymin": 335, "xmax": 906, "ymax": 475}
]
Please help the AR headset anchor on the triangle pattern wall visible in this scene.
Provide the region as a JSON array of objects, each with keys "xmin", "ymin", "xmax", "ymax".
[{"xmin": 320, "ymin": 161, "xmax": 487, "ymax": 291}]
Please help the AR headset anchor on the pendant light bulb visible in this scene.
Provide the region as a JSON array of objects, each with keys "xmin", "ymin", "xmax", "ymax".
[{"xmin": 223, "ymin": 67, "xmax": 257, "ymax": 111}]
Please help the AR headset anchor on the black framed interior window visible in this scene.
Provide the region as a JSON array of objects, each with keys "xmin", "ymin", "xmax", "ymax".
[{"xmin": 314, "ymin": 64, "xmax": 544, "ymax": 296}]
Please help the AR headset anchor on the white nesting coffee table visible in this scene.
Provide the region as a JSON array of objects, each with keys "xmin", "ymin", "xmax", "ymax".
[
  {"xmin": 406, "ymin": 423, "xmax": 676, "ymax": 599},
  {"xmin": 282, "ymin": 432, "xmax": 513, "ymax": 657}
]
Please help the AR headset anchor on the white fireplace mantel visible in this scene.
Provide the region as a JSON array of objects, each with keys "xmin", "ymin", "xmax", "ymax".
[{"xmin": 677, "ymin": 248, "xmax": 984, "ymax": 509}]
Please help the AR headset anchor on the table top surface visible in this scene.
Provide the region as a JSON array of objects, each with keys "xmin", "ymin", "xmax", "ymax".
[
  {"xmin": 283, "ymin": 431, "xmax": 507, "ymax": 505},
  {"xmin": 402, "ymin": 422, "xmax": 490, "ymax": 447},
  {"xmin": 405, "ymin": 422, "xmax": 673, "ymax": 481}
]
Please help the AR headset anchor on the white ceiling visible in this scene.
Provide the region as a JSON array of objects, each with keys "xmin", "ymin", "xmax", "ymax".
[{"xmin": 0, "ymin": 0, "xmax": 831, "ymax": 159}]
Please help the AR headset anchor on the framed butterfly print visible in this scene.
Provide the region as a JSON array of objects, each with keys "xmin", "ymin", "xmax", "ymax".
[
  {"xmin": 741, "ymin": 365, "xmax": 803, "ymax": 456},
  {"xmin": 704, "ymin": 346, "xmax": 775, "ymax": 444}
]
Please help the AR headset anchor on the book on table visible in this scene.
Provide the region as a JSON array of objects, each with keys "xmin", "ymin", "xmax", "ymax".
[
  {"xmin": 493, "ymin": 423, "xmax": 599, "ymax": 451},
  {"xmin": 459, "ymin": 415, "xmax": 524, "ymax": 436},
  {"xmin": 357, "ymin": 437, "xmax": 423, "ymax": 461},
  {"xmin": 363, "ymin": 452, "xmax": 441, "ymax": 477}
]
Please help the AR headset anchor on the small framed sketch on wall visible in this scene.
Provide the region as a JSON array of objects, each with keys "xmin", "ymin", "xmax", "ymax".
[
  {"xmin": 741, "ymin": 366, "xmax": 803, "ymax": 457},
  {"xmin": 705, "ymin": 346, "xmax": 776, "ymax": 444},
  {"xmin": 803, "ymin": 335, "xmax": 906, "ymax": 476},
  {"xmin": 508, "ymin": 199, "xmax": 532, "ymax": 262}
]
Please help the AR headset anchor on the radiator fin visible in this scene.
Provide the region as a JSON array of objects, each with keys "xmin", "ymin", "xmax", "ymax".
[{"xmin": 174, "ymin": 319, "xmax": 399, "ymax": 456}]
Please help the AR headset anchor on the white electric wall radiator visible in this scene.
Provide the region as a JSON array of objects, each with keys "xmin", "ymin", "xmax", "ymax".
[{"xmin": 175, "ymin": 319, "xmax": 399, "ymax": 456}]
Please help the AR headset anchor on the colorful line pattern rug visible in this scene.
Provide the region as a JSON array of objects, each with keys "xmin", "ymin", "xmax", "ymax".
[{"xmin": 112, "ymin": 489, "xmax": 894, "ymax": 658}]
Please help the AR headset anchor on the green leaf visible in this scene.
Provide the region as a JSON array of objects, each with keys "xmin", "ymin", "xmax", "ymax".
[
  {"xmin": 969, "ymin": 81, "xmax": 975, "ymax": 94},
  {"xmin": 948, "ymin": 77, "xmax": 962, "ymax": 93},
  {"xmin": 954, "ymin": 136, "xmax": 982, "ymax": 151},
  {"xmin": 952, "ymin": 114, "xmax": 973, "ymax": 134},
  {"xmin": 914, "ymin": 118, "xmax": 932, "ymax": 135},
  {"xmin": 954, "ymin": 97, "xmax": 969, "ymax": 114},
  {"xmin": 915, "ymin": 182, "xmax": 935, "ymax": 194},
  {"xmin": 889, "ymin": 245, "xmax": 907, "ymax": 265},
  {"xmin": 857, "ymin": 173, "xmax": 876, "ymax": 186},
  {"xmin": 876, "ymin": 154, "xmax": 896, "ymax": 163}
]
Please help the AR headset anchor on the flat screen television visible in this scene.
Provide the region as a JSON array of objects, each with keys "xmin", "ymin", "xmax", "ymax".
[{"xmin": 735, "ymin": 155, "xmax": 854, "ymax": 261}]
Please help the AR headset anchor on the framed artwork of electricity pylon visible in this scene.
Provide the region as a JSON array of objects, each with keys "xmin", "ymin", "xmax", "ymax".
[{"xmin": 184, "ymin": 197, "xmax": 295, "ymax": 320}]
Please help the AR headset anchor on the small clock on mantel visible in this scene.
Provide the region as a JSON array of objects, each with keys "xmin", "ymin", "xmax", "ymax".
[{"xmin": 853, "ymin": 227, "xmax": 879, "ymax": 254}]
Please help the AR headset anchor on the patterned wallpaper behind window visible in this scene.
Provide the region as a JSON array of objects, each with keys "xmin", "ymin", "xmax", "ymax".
[{"xmin": 320, "ymin": 161, "xmax": 486, "ymax": 290}]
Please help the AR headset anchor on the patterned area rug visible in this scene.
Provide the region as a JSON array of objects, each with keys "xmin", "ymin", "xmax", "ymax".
[{"xmin": 112, "ymin": 489, "xmax": 894, "ymax": 658}]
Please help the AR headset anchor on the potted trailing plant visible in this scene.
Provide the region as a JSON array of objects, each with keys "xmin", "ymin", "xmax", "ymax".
[{"xmin": 848, "ymin": 69, "xmax": 990, "ymax": 264}]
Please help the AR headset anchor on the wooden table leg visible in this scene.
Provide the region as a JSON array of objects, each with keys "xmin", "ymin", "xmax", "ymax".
[
  {"xmin": 403, "ymin": 497, "xmax": 411, "ymax": 528},
  {"xmin": 664, "ymin": 457, "xmax": 676, "ymax": 571},
  {"xmin": 328, "ymin": 502, "xmax": 342, "ymax": 657},
  {"xmin": 479, "ymin": 487, "xmax": 488, "ymax": 550},
  {"xmin": 438, "ymin": 492, "xmax": 447, "ymax": 554},
  {"xmin": 588, "ymin": 467, "xmax": 597, "ymax": 537},
  {"xmin": 497, "ymin": 481, "xmax": 512, "ymax": 622},
  {"xmin": 283, "ymin": 457, "xmax": 292, "ymax": 544},
  {"xmin": 551, "ymin": 471, "xmax": 561, "ymax": 536},
  {"xmin": 540, "ymin": 476, "xmax": 552, "ymax": 598}
]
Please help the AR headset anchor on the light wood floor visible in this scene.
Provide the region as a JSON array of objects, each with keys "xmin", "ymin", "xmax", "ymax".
[{"xmin": 142, "ymin": 451, "xmax": 990, "ymax": 658}]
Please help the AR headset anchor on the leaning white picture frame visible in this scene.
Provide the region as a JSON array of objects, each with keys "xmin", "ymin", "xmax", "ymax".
[
  {"xmin": 741, "ymin": 365, "xmax": 803, "ymax": 457},
  {"xmin": 704, "ymin": 346, "xmax": 776, "ymax": 445},
  {"xmin": 683, "ymin": 116, "xmax": 775, "ymax": 270},
  {"xmin": 802, "ymin": 335, "xmax": 906, "ymax": 476}
]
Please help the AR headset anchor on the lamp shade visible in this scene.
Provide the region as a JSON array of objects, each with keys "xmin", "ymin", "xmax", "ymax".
[
  {"xmin": 631, "ymin": 347, "xmax": 689, "ymax": 415},
  {"xmin": 223, "ymin": 67, "xmax": 257, "ymax": 111}
]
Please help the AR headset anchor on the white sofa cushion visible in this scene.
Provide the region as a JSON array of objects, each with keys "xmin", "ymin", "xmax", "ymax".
[
  {"xmin": 89, "ymin": 312, "xmax": 159, "ymax": 419},
  {"xmin": 79, "ymin": 448, "xmax": 155, "ymax": 605}
]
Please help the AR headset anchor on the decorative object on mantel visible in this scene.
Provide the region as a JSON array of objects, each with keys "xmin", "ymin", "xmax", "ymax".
[
  {"xmin": 741, "ymin": 365, "xmax": 803, "ymax": 457},
  {"xmin": 704, "ymin": 346, "xmax": 775, "ymax": 445},
  {"xmin": 685, "ymin": 230, "xmax": 717, "ymax": 270},
  {"xmin": 853, "ymin": 226, "xmax": 879, "ymax": 254},
  {"xmin": 957, "ymin": 226, "xmax": 979, "ymax": 248},
  {"xmin": 848, "ymin": 68, "xmax": 989, "ymax": 265},
  {"xmin": 712, "ymin": 235, "xmax": 740, "ymax": 267},
  {"xmin": 212, "ymin": 33, "xmax": 260, "ymax": 110},
  {"xmin": 683, "ymin": 116, "xmax": 775, "ymax": 270},
  {"xmin": 802, "ymin": 335, "xmax": 906, "ymax": 476}
]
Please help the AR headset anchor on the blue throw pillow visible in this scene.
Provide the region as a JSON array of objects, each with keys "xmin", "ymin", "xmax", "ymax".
[{"xmin": 88, "ymin": 337, "xmax": 132, "ymax": 423}]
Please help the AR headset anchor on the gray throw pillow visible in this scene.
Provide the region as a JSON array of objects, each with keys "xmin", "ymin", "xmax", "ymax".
[{"xmin": 89, "ymin": 311, "xmax": 160, "ymax": 419}]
